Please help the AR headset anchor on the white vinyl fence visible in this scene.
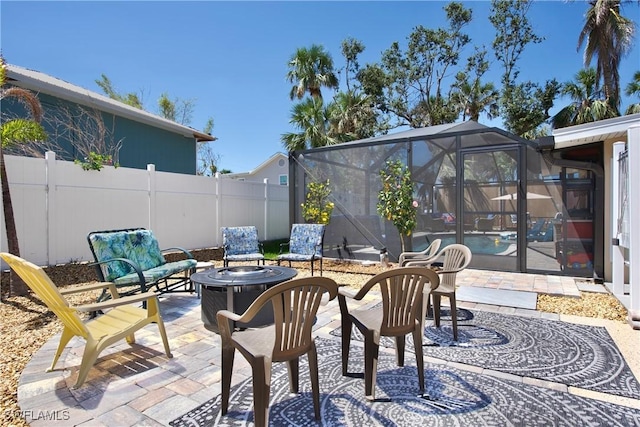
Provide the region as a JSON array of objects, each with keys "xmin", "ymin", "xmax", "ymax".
[{"xmin": 0, "ymin": 152, "xmax": 290, "ymax": 267}]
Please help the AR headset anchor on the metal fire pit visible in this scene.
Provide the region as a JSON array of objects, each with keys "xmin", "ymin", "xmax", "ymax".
[{"xmin": 193, "ymin": 265, "xmax": 297, "ymax": 333}]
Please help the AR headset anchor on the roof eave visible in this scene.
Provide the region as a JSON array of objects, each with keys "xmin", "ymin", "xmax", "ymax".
[
  {"xmin": 7, "ymin": 65, "xmax": 216, "ymax": 143},
  {"xmin": 552, "ymin": 114, "xmax": 640, "ymax": 149}
]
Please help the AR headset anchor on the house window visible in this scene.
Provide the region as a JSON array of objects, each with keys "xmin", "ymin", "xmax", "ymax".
[{"xmin": 279, "ymin": 175, "xmax": 288, "ymax": 186}]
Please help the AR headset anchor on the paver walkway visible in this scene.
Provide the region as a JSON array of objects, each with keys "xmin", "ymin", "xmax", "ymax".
[{"xmin": 15, "ymin": 269, "xmax": 640, "ymax": 426}]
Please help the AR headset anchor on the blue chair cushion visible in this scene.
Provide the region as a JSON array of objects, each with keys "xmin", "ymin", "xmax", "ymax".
[
  {"xmin": 127, "ymin": 230, "xmax": 166, "ymax": 271},
  {"xmin": 225, "ymin": 253, "xmax": 265, "ymax": 262},
  {"xmin": 89, "ymin": 231, "xmax": 134, "ymax": 282},
  {"xmin": 277, "ymin": 253, "xmax": 320, "ymax": 262},
  {"xmin": 113, "ymin": 259, "xmax": 197, "ymax": 286},
  {"xmin": 288, "ymin": 224, "xmax": 325, "ymax": 256},
  {"xmin": 221, "ymin": 226, "xmax": 261, "ymax": 255}
]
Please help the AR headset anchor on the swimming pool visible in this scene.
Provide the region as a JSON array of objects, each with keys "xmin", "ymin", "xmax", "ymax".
[{"xmin": 417, "ymin": 235, "xmax": 515, "ymax": 256}]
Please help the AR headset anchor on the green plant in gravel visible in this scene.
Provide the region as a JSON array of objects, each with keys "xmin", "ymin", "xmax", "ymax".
[
  {"xmin": 377, "ymin": 159, "xmax": 417, "ymax": 253},
  {"xmin": 301, "ymin": 180, "xmax": 335, "ymax": 224}
]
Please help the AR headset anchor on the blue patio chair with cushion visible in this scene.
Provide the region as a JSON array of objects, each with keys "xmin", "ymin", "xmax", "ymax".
[
  {"xmin": 87, "ymin": 228, "xmax": 197, "ymax": 302},
  {"xmin": 277, "ymin": 224, "xmax": 326, "ymax": 276},
  {"xmin": 221, "ymin": 226, "xmax": 265, "ymax": 267}
]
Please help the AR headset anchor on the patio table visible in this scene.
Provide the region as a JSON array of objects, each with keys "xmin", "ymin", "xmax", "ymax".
[{"xmin": 193, "ymin": 265, "xmax": 297, "ymax": 333}]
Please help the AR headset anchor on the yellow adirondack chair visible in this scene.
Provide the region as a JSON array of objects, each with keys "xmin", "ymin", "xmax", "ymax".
[{"xmin": 0, "ymin": 252, "xmax": 173, "ymax": 388}]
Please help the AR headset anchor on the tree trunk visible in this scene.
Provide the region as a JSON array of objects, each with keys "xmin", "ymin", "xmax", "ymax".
[{"xmin": 0, "ymin": 148, "xmax": 28, "ymax": 297}]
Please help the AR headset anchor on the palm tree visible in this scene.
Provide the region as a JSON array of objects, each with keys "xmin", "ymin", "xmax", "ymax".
[
  {"xmin": 551, "ymin": 68, "xmax": 618, "ymax": 128},
  {"xmin": 577, "ymin": 0, "xmax": 635, "ymax": 113},
  {"xmin": 624, "ymin": 70, "xmax": 640, "ymax": 114},
  {"xmin": 286, "ymin": 45, "xmax": 339, "ymax": 100},
  {"xmin": 0, "ymin": 58, "xmax": 47, "ymax": 296},
  {"xmin": 327, "ymin": 91, "xmax": 377, "ymax": 142},
  {"xmin": 281, "ymin": 98, "xmax": 335, "ymax": 151},
  {"xmin": 450, "ymin": 72, "xmax": 500, "ymax": 122}
]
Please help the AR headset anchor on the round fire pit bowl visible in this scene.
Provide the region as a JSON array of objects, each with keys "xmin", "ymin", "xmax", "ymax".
[
  {"xmin": 192, "ymin": 265, "xmax": 298, "ymax": 333},
  {"xmin": 201, "ymin": 266, "xmax": 292, "ymax": 286}
]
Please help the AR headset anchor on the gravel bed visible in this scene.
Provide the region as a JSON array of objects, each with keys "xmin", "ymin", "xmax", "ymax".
[{"xmin": 0, "ymin": 252, "xmax": 628, "ymax": 426}]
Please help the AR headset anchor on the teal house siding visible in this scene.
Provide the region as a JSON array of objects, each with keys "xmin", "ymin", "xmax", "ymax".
[
  {"xmin": 3, "ymin": 64, "xmax": 215, "ymax": 175},
  {"xmin": 110, "ymin": 116, "xmax": 197, "ymax": 174}
]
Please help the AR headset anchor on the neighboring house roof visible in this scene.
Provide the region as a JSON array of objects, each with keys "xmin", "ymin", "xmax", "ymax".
[
  {"xmin": 225, "ymin": 152, "xmax": 288, "ymax": 179},
  {"xmin": 552, "ymin": 113, "xmax": 640, "ymax": 149},
  {"xmin": 5, "ymin": 64, "xmax": 216, "ymax": 142}
]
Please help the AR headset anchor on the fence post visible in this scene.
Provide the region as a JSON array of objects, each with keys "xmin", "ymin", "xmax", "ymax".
[
  {"xmin": 264, "ymin": 178, "xmax": 269, "ymax": 241},
  {"xmin": 147, "ymin": 164, "xmax": 156, "ymax": 231},
  {"xmin": 215, "ymin": 172, "xmax": 221, "ymax": 247},
  {"xmin": 45, "ymin": 151, "xmax": 57, "ymax": 265}
]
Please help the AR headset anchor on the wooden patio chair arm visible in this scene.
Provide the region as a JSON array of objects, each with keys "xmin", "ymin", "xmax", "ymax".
[
  {"xmin": 75, "ymin": 290, "xmax": 159, "ymax": 312},
  {"xmin": 59, "ymin": 282, "xmax": 119, "ymax": 299},
  {"xmin": 59, "ymin": 281, "xmax": 118, "ymax": 294}
]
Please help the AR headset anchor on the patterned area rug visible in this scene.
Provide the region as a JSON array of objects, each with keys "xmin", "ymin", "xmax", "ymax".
[
  {"xmin": 330, "ymin": 308, "xmax": 640, "ymax": 399},
  {"xmin": 170, "ymin": 337, "xmax": 640, "ymax": 427}
]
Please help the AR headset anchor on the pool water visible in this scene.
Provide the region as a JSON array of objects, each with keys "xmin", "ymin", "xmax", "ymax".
[{"xmin": 418, "ymin": 235, "xmax": 515, "ymax": 255}]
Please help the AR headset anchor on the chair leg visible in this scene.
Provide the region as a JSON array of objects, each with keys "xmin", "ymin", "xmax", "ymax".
[
  {"xmin": 286, "ymin": 357, "xmax": 299, "ymax": 393},
  {"xmin": 450, "ymin": 294, "xmax": 458, "ymax": 341},
  {"xmin": 320, "ymin": 257, "xmax": 323, "ymax": 276},
  {"xmin": 338, "ymin": 298, "xmax": 353, "ymax": 376},
  {"xmin": 125, "ymin": 332, "xmax": 136, "ymax": 345},
  {"xmin": 48, "ymin": 327, "xmax": 74, "ymax": 373},
  {"xmin": 310, "ymin": 259, "xmax": 314, "ymax": 276},
  {"xmin": 308, "ymin": 342, "xmax": 321, "ymax": 420},
  {"xmin": 432, "ymin": 294, "xmax": 442, "ymax": 327},
  {"xmin": 75, "ymin": 339, "xmax": 102, "ymax": 388},
  {"xmin": 341, "ymin": 319, "xmax": 352, "ymax": 376},
  {"xmin": 154, "ymin": 316, "xmax": 173, "ymax": 358},
  {"xmin": 395, "ymin": 336, "xmax": 405, "ymax": 367},
  {"xmin": 364, "ymin": 330, "xmax": 380, "ymax": 400},
  {"xmin": 221, "ymin": 346, "xmax": 235, "ymax": 415},
  {"xmin": 412, "ymin": 326, "xmax": 425, "ymax": 394},
  {"xmin": 251, "ymin": 356, "xmax": 272, "ymax": 427}
]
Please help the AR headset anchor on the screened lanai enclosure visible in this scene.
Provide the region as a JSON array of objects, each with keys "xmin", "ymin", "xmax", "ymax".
[{"xmin": 290, "ymin": 122, "xmax": 603, "ymax": 278}]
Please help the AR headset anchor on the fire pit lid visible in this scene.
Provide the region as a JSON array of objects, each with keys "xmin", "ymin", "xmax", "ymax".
[{"xmin": 192, "ymin": 265, "xmax": 297, "ymax": 287}]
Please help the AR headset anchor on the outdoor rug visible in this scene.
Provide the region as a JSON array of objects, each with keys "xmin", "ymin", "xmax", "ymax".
[
  {"xmin": 170, "ymin": 337, "xmax": 640, "ymax": 427},
  {"xmin": 330, "ymin": 308, "xmax": 640, "ymax": 399}
]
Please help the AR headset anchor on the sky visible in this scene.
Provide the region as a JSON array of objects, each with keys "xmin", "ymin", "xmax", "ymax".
[{"xmin": 2, "ymin": 1, "xmax": 639, "ymax": 173}]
